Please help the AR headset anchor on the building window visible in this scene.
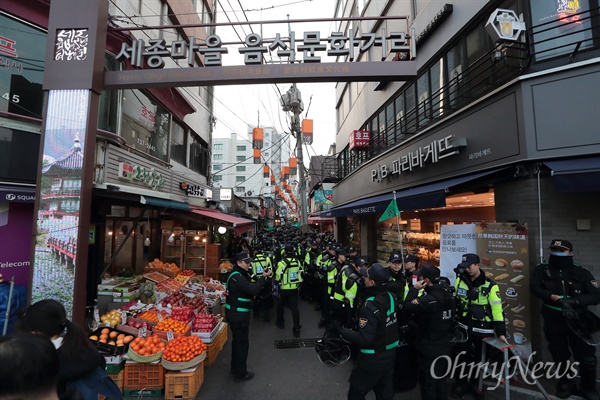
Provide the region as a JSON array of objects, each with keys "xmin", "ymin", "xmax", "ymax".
[
  {"xmin": 531, "ymin": 0, "xmax": 594, "ymax": 61},
  {"xmin": 236, "ymin": 166, "xmax": 246, "ymax": 171},
  {"xmin": 120, "ymin": 88, "xmax": 171, "ymax": 162},
  {"xmin": 236, "ymin": 155, "xmax": 245, "ymax": 161},
  {"xmin": 446, "ymin": 40, "xmax": 465, "ymax": 109},
  {"xmin": 236, "ymin": 176, "xmax": 245, "ymax": 182},
  {"xmin": 404, "ymin": 83, "xmax": 417, "ymax": 134},
  {"xmin": 213, "ymin": 154, "xmax": 223, "ymax": 160},
  {"xmin": 189, "ymin": 134, "xmax": 209, "ymax": 176},
  {"xmin": 213, "ymin": 143, "xmax": 223, "ymax": 150},
  {"xmin": 236, "ymin": 145, "xmax": 246, "ymax": 151},
  {"xmin": 417, "ymin": 72, "xmax": 430, "ymax": 128},
  {"xmin": 213, "ymin": 164, "xmax": 222, "ymax": 170},
  {"xmin": 170, "ymin": 120, "xmax": 187, "ymax": 165},
  {"xmin": 235, "ymin": 186, "xmax": 245, "ymax": 193},
  {"xmin": 214, "ymin": 175, "xmax": 223, "ymax": 181}
]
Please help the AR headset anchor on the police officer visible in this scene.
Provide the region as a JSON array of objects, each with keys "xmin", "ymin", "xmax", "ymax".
[
  {"xmin": 303, "ymin": 240, "xmax": 322, "ymax": 305},
  {"xmin": 452, "ymin": 253, "xmax": 508, "ymax": 398},
  {"xmin": 225, "ymin": 252, "xmax": 272, "ymax": 382},
  {"xmin": 317, "ymin": 243, "xmax": 337, "ymax": 328},
  {"xmin": 404, "ymin": 264, "xmax": 454, "ymax": 400},
  {"xmin": 386, "ymin": 252, "xmax": 407, "ymax": 302},
  {"xmin": 531, "ymin": 239, "xmax": 600, "ymax": 400},
  {"xmin": 338, "ymin": 263, "xmax": 399, "ymax": 400},
  {"xmin": 250, "ymin": 243, "xmax": 273, "ymax": 322},
  {"xmin": 275, "ymin": 244, "xmax": 303, "ymax": 337},
  {"xmin": 331, "ymin": 255, "xmax": 362, "ymax": 328}
]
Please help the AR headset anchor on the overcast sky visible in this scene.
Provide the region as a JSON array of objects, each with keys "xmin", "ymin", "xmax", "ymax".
[{"xmin": 211, "ymin": 0, "xmax": 338, "ymax": 160}]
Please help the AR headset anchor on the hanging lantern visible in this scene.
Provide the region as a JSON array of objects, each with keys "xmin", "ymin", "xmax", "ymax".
[
  {"xmin": 282, "ymin": 180, "xmax": 287, "ymax": 187},
  {"xmin": 263, "ymin": 164, "xmax": 270, "ymax": 178},
  {"xmin": 282, "ymin": 166, "xmax": 290, "ymax": 180},
  {"xmin": 274, "ymin": 185, "xmax": 279, "ymax": 192},
  {"xmin": 289, "ymin": 157, "xmax": 297, "ymax": 175},
  {"xmin": 252, "ymin": 127, "xmax": 264, "ymax": 149},
  {"xmin": 270, "ymin": 175, "xmax": 276, "ymax": 184},
  {"xmin": 253, "ymin": 148, "xmax": 261, "ymax": 164},
  {"xmin": 286, "ymin": 184, "xmax": 292, "ymax": 193},
  {"xmin": 302, "ymin": 119, "xmax": 313, "ymax": 145}
]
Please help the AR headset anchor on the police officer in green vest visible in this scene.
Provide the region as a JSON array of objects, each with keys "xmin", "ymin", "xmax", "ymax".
[
  {"xmin": 250, "ymin": 243, "xmax": 273, "ymax": 322},
  {"xmin": 275, "ymin": 244, "xmax": 303, "ymax": 337},
  {"xmin": 331, "ymin": 255, "xmax": 361, "ymax": 328},
  {"xmin": 338, "ymin": 263, "xmax": 399, "ymax": 400},
  {"xmin": 316, "ymin": 243, "xmax": 337, "ymax": 327},
  {"xmin": 452, "ymin": 253, "xmax": 508, "ymax": 398},
  {"xmin": 225, "ymin": 252, "xmax": 271, "ymax": 383}
]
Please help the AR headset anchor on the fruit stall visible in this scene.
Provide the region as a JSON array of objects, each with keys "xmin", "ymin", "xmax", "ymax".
[{"xmin": 93, "ymin": 259, "xmax": 228, "ymax": 399}]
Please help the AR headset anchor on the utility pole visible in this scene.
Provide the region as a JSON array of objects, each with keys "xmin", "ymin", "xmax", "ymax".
[{"xmin": 281, "ymin": 84, "xmax": 308, "ymax": 231}]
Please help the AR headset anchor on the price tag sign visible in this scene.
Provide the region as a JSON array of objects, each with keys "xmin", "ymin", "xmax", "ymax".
[
  {"xmin": 167, "ymin": 330, "xmax": 174, "ymax": 341},
  {"xmin": 157, "ymin": 313, "xmax": 163, "ymax": 322},
  {"xmin": 121, "ymin": 311, "xmax": 128, "ymax": 324},
  {"xmin": 139, "ymin": 326, "xmax": 147, "ymax": 338},
  {"xmin": 93, "ymin": 308, "xmax": 100, "ymax": 323}
]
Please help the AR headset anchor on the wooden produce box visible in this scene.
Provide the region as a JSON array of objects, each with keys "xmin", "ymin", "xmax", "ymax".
[{"xmin": 164, "ymin": 362, "xmax": 205, "ymax": 400}]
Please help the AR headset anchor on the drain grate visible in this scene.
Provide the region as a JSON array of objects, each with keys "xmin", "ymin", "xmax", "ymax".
[{"xmin": 274, "ymin": 337, "xmax": 320, "ymax": 349}]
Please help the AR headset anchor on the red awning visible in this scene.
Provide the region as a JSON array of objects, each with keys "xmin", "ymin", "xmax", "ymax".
[{"xmin": 191, "ymin": 209, "xmax": 255, "ymax": 236}]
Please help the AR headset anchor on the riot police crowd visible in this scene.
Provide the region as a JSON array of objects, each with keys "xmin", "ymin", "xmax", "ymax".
[{"xmin": 225, "ymin": 227, "xmax": 600, "ymax": 400}]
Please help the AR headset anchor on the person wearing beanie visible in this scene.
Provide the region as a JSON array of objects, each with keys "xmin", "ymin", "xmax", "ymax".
[
  {"xmin": 403, "ymin": 264, "xmax": 454, "ymax": 400},
  {"xmin": 531, "ymin": 240, "xmax": 600, "ymax": 400},
  {"xmin": 452, "ymin": 253, "xmax": 508, "ymax": 399},
  {"xmin": 338, "ymin": 263, "xmax": 399, "ymax": 400}
]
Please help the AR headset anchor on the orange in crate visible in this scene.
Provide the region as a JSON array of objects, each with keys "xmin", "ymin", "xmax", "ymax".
[
  {"xmin": 205, "ymin": 323, "xmax": 228, "ymax": 366},
  {"xmin": 124, "ymin": 362, "xmax": 165, "ymax": 390},
  {"xmin": 164, "ymin": 362, "xmax": 204, "ymax": 400}
]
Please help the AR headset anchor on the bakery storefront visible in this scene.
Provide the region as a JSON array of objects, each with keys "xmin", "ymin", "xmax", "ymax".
[{"xmin": 326, "ymin": 59, "xmax": 600, "ymax": 274}]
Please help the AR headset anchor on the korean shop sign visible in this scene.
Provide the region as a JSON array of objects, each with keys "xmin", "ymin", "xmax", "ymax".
[
  {"xmin": 115, "ymin": 29, "xmax": 416, "ymax": 68},
  {"xmin": 180, "ymin": 182, "xmax": 212, "ymax": 198},
  {"xmin": 371, "ymin": 136, "xmax": 467, "ymax": 183},
  {"xmin": 118, "ymin": 162, "xmax": 166, "ymax": 190}
]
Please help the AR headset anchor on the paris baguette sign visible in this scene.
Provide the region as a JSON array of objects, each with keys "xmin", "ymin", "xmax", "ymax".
[{"xmin": 104, "ymin": 28, "xmax": 418, "ymax": 88}]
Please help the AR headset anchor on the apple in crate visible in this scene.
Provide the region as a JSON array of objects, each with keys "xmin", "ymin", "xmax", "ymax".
[{"xmin": 193, "ymin": 314, "xmax": 218, "ymax": 333}]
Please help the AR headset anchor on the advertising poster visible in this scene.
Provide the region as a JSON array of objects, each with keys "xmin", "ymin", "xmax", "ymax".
[
  {"xmin": 0, "ymin": 202, "xmax": 35, "ymax": 286},
  {"xmin": 32, "ymin": 89, "xmax": 90, "ymax": 318},
  {"xmin": 475, "ymin": 222, "xmax": 531, "ymax": 357},
  {"xmin": 439, "ymin": 224, "xmax": 477, "ymax": 286},
  {"xmin": 314, "ymin": 190, "xmax": 333, "ymax": 205}
]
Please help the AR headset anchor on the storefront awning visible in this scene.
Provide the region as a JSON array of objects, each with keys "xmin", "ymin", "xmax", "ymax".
[
  {"xmin": 544, "ymin": 156, "xmax": 600, "ymax": 192},
  {"xmin": 321, "ymin": 169, "xmax": 502, "ymax": 218},
  {"xmin": 140, "ymin": 195, "xmax": 190, "ymax": 211},
  {"xmin": 308, "ymin": 216, "xmax": 334, "ymax": 224},
  {"xmin": 191, "ymin": 209, "xmax": 255, "ymax": 235}
]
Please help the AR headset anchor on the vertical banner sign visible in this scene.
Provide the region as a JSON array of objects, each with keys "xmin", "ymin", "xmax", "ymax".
[
  {"xmin": 32, "ymin": 90, "xmax": 90, "ymax": 318},
  {"xmin": 439, "ymin": 224, "xmax": 477, "ymax": 286},
  {"xmin": 475, "ymin": 222, "xmax": 531, "ymax": 358}
]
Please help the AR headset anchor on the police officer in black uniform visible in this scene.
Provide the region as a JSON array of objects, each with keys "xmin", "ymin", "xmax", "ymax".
[
  {"xmin": 225, "ymin": 252, "xmax": 272, "ymax": 383},
  {"xmin": 338, "ymin": 263, "xmax": 399, "ymax": 400},
  {"xmin": 403, "ymin": 264, "xmax": 454, "ymax": 400},
  {"xmin": 531, "ymin": 239, "xmax": 600, "ymax": 400}
]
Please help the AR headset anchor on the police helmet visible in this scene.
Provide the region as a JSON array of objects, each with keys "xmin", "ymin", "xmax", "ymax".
[{"xmin": 315, "ymin": 337, "xmax": 351, "ymax": 366}]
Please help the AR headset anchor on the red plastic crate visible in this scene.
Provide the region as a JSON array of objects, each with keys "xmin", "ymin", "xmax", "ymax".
[
  {"xmin": 164, "ymin": 362, "xmax": 204, "ymax": 400},
  {"xmin": 124, "ymin": 362, "xmax": 165, "ymax": 390}
]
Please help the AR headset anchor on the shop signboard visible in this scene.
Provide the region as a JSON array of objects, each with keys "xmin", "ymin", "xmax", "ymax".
[
  {"xmin": 314, "ymin": 190, "xmax": 333, "ymax": 205},
  {"xmin": 475, "ymin": 222, "xmax": 531, "ymax": 358},
  {"xmin": 0, "ymin": 202, "xmax": 34, "ymax": 287},
  {"xmin": 349, "ymin": 130, "xmax": 370, "ymax": 151}
]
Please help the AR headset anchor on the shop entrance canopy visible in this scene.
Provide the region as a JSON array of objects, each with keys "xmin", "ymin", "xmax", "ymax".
[
  {"xmin": 544, "ymin": 156, "xmax": 600, "ymax": 192},
  {"xmin": 191, "ymin": 208, "xmax": 255, "ymax": 236},
  {"xmin": 321, "ymin": 169, "xmax": 502, "ymax": 218}
]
